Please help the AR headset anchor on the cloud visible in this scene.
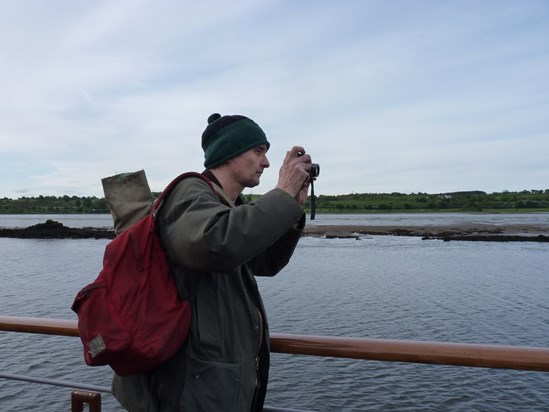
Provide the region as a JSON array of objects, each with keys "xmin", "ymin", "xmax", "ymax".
[{"xmin": 1, "ymin": 1, "xmax": 548, "ymax": 198}]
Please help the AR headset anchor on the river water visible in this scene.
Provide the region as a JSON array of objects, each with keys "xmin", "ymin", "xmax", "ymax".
[{"xmin": 1, "ymin": 213, "xmax": 548, "ymax": 411}]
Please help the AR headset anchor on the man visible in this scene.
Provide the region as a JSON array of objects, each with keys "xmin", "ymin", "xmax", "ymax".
[{"xmin": 113, "ymin": 113, "xmax": 312, "ymax": 411}]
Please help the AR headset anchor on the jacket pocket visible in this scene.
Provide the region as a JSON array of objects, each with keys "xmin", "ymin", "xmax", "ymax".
[{"xmin": 183, "ymin": 357, "xmax": 245, "ymax": 412}]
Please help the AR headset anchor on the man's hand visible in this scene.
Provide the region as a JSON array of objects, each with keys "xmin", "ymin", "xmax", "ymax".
[
  {"xmin": 276, "ymin": 146, "xmax": 312, "ymax": 206},
  {"xmin": 294, "ymin": 180, "xmax": 310, "ymax": 207}
]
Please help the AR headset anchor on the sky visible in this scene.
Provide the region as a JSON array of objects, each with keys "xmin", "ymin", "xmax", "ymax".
[{"xmin": 1, "ymin": 0, "xmax": 548, "ymax": 199}]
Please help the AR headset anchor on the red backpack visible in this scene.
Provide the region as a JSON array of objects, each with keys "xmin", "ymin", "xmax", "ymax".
[{"xmin": 71, "ymin": 172, "xmax": 214, "ymax": 376}]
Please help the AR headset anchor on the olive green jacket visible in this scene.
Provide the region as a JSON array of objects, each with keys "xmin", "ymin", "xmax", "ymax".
[{"xmin": 113, "ymin": 175, "xmax": 305, "ymax": 411}]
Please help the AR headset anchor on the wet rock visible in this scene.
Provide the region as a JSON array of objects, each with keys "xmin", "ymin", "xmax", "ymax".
[
  {"xmin": 432, "ymin": 234, "xmax": 549, "ymax": 242},
  {"xmin": 304, "ymin": 224, "xmax": 549, "ymax": 242},
  {"xmin": 325, "ymin": 232, "xmax": 361, "ymax": 239},
  {"xmin": 0, "ymin": 219, "xmax": 115, "ymax": 239}
]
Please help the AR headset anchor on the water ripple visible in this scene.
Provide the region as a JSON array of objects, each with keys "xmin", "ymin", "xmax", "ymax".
[{"xmin": 1, "ymin": 217, "xmax": 549, "ymax": 411}]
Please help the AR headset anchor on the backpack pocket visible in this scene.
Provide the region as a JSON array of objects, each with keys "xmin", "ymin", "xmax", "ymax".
[{"xmin": 72, "ymin": 279, "xmax": 131, "ymax": 366}]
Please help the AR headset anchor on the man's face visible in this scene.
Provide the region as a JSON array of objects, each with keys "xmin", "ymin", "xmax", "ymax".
[{"xmin": 228, "ymin": 144, "xmax": 270, "ymax": 188}]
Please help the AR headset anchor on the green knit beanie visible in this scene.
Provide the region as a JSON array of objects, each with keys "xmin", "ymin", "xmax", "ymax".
[{"xmin": 202, "ymin": 113, "xmax": 270, "ymax": 168}]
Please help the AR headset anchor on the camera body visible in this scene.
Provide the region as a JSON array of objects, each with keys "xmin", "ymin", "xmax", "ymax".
[
  {"xmin": 309, "ymin": 163, "xmax": 320, "ymax": 178},
  {"xmin": 298, "ymin": 152, "xmax": 320, "ymax": 178}
]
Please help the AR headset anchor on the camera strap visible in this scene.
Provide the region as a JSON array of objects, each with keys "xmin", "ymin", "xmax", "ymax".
[{"xmin": 310, "ymin": 178, "xmax": 316, "ymax": 220}]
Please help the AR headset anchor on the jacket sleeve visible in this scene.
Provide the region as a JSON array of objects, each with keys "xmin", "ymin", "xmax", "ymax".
[
  {"xmin": 158, "ymin": 177, "xmax": 305, "ymax": 273},
  {"xmin": 248, "ymin": 214, "xmax": 305, "ymax": 277}
]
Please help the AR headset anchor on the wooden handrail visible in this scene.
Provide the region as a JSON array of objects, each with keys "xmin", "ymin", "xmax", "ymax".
[
  {"xmin": 270, "ymin": 333, "xmax": 549, "ymax": 372},
  {"xmin": 2, "ymin": 315, "xmax": 549, "ymax": 372},
  {"xmin": 0, "ymin": 315, "xmax": 79, "ymax": 337}
]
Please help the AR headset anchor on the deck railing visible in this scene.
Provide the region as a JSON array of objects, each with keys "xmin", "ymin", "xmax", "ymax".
[
  {"xmin": 2, "ymin": 315, "xmax": 549, "ymax": 410},
  {"xmin": 2, "ymin": 315, "xmax": 549, "ymax": 371}
]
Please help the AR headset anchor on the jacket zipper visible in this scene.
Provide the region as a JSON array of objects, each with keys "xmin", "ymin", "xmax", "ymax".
[{"xmin": 251, "ymin": 307, "xmax": 264, "ymax": 411}]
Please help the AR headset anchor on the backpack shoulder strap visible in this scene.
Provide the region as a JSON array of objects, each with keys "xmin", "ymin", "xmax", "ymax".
[{"xmin": 151, "ymin": 172, "xmax": 216, "ymax": 214}]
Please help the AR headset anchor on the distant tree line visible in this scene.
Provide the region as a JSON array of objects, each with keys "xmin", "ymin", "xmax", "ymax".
[
  {"xmin": 0, "ymin": 195, "xmax": 109, "ymax": 214},
  {"xmin": 301, "ymin": 189, "xmax": 549, "ymax": 213},
  {"xmin": 1, "ymin": 189, "xmax": 548, "ymax": 215}
]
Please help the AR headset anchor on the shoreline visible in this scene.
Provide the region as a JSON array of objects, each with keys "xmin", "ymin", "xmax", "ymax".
[
  {"xmin": 303, "ymin": 223, "xmax": 549, "ymax": 241},
  {"xmin": 1, "ymin": 220, "xmax": 548, "ymax": 242}
]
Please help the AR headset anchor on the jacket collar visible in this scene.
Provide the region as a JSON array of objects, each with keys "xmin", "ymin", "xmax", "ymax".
[{"xmin": 202, "ymin": 169, "xmax": 244, "ymax": 206}]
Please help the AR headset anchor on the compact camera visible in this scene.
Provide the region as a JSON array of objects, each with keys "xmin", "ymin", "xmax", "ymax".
[
  {"xmin": 309, "ymin": 163, "xmax": 320, "ymax": 178},
  {"xmin": 298, "ymin": 152, "xmax": 320, "ymax": 178}
]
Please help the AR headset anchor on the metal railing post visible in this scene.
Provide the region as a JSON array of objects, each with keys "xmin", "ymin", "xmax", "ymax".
[{"xmin": 71, "ymin": 390, "xmax": 101, "ymax": 412}]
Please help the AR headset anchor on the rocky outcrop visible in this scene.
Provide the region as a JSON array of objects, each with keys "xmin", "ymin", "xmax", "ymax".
[
  {"xmin": 0, "ymin": 219, "xmax": 115, "ymax": 239},
  {"xmin": 422, "ymin": 234, "xmax": 548, "ymax": 242},
  {"xmin": 303, "ymin": 224, "xmax": 549, "ymax": 242}
]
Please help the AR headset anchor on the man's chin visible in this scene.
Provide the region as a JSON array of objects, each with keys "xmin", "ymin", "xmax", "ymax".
[{"xmin": 245, "ymin": 178, "xmax": 260, "ymax": 188}]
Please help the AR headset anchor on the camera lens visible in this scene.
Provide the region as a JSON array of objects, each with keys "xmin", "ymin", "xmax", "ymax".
[{"xmin": 310, "ymin": 163, "xmax": 320, "ymax": 178}]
